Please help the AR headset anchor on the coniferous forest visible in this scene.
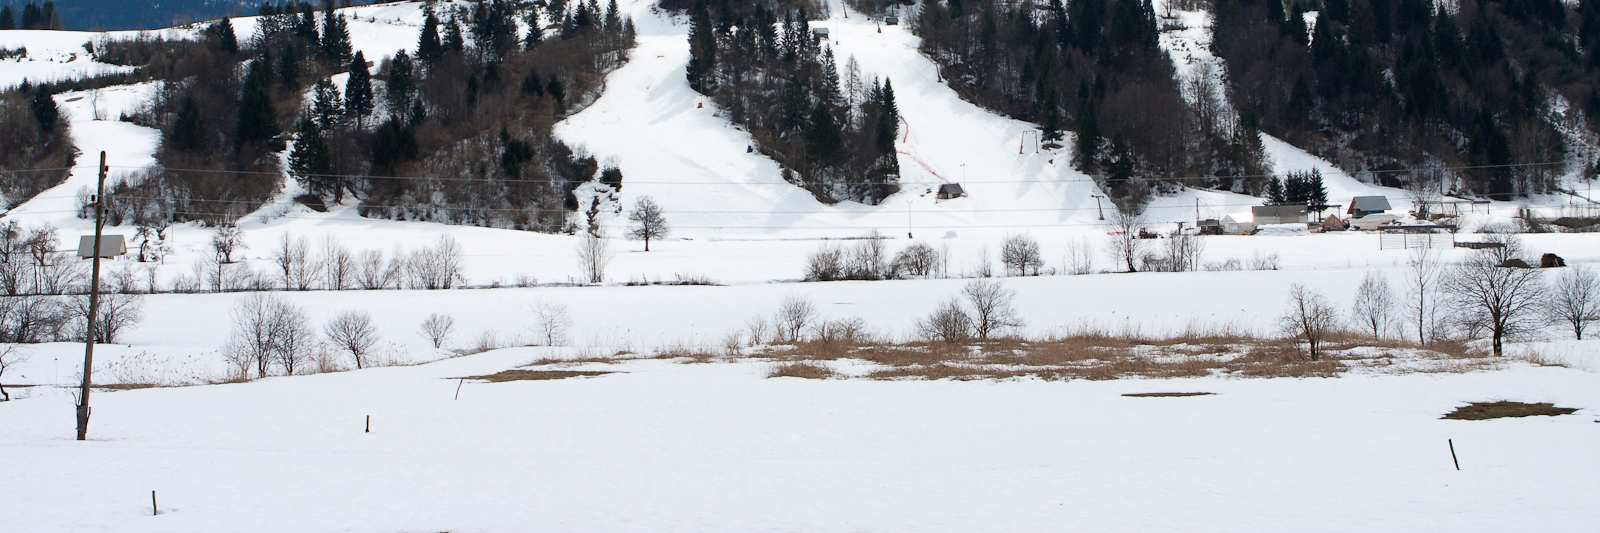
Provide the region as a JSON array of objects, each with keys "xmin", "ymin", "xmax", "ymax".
[
  {"xmin": 678, "ymin": 0, "xmax": 904, "ymax": 204},
  {"xmin": 109, "ymin": 0, "xmax": 634, "ymax": 231}
]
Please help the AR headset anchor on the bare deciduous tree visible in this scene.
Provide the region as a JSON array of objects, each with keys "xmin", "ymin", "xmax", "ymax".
[
  {"xmin": 211, "ymin": 224, "xmax": 244, "ymax": 264},
  {"xmin": 891, "ymin": 242, "xmax": 938, "ymax": 278},
  {"xmin": 0, "ymin": 345, "xmax": 23, "ymax": 401},
  {"xmin": 227, "ymin": 293, "xmax": 303, "ymax": 379},
  {"xmin": 962, "ymin": 279, "xmax": 1023, "ymax": 340},
  {"xmin": 273, "ymin": 234, "xmax": 319, "ymax": 290},
  {"xmin": 575, "ymin": 232, "xmax": 612, "ymax": 284},
  {"xmin": 805, "ymin": 244, "xmax": 846, "ymax": 281},
  {"xmin": 774, "ymin": 296, "xmax": 817, "ymax": 342},
  {"xmin": 356, "ymin": 249, "xmax": 394, "ymax": 290},
  {"xmin": 1547, "ymin": 265, "xmax": 1598, "ymax": 340},
  {"xmin": 273, "ymin": 307, "xmax": 314, "ymax": 375},
  {"xmin": 744, "ymin": 314, "xmax": 769, "ymax": 346},
  {"xmin": 1000, "ymin": 233, "xmax": 1044, "ymax": 276},
  {"xmin": 407, "ymin": 235, "xmax": 465, "ymax": 290},
  {"xmin": 1108, "ymin": 209, "xmax": 1147, "ymax": 272},
  {"xmin": 1160, "ymin": 233, "xmax": 1204, "ymax": 272},
  {"xmin": 1279, "ymin": 284, "xmax": 1339, "ymax": 360},
  {"xmin": 1064, "ymin": 236, "xmax": 1095, "ymax": 275},
  {"xmin": 847, "ymin": 232, "xmax": 887, "ymax": 280},
  {"xmin": 1350, "ymin": 271, "xmax": 1395, "ymax": 339},
  {"xmin": 918, "ymin": 297, "xmax": 973, "ymax": 343},
  {"xmin": 1404, "ymin": 247, "xmax": 1445, "ymax": 345},
  {"xmin": 321, "ymin": 237, "xmax": 354, "ymax": 290},
  {"xmin": 324, "ymin": 310, "xmax": 379, "ymax": 369},
  {"xmin": 420, "ymin": 312, "xmax": 456, "ymax": 349},
  {"xmin": 627, "ymin": 196, "xmax": 669, "ymax": 251},
  {"xmin": 530, "ymin": 302, "xmax": 572, "ymax": 346},
  {"xmin": 72, "ymin": 291, "xmax": 142, "ymax": 344},
  {"xmin": 1444, "ymin": 251, "xmax": 1548, "ymax": 356}
]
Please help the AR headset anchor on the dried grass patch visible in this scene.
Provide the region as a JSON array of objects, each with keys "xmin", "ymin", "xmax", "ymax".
[
  {"xmin": 457, "ymin": 369, "xmax": 614, "ymax": 382},
  {"xmin": 1441, "ymin": 401, "xmax": 1580, "ymax": 420},
  {"xmin": 768, "ymin": 362, "xmax": 841, "ymax": 379},
  {"xmin": 1122, "ymin": 392, "xmax": 1215, "ymax": 398}
]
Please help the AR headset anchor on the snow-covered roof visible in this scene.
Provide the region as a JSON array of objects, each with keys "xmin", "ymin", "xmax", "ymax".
[{"xmin": 1349, "ymin": 196, "xmax": 1391, "ymax": 211}]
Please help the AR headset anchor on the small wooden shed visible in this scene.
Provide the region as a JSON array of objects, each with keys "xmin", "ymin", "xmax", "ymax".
[
  {"xmin": 1347, "ymin": 195, "xmax": 1392, "ymax": 218},
  {"xmin": 77, "ymin": 235, "xmax": 127, "ymax": 259},
  {"xmin": 936, "ymin": 183, "xmax": 966, "ymax": 200},
  {"xmin": 812, "ymin": 27, "xmax": 830, "ymax": 40}
]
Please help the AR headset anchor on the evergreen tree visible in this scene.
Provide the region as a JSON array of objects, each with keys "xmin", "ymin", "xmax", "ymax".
[
  {"xmin": 345, "ymin": 52, "xmax": 374, "ymax": 128},
  {"xmin": 1308, "ymin": 169, "xmax": 1329, "ymax": 208},
  {"xmin": 0, "ymin": 7, "xmax": 13, "ymax": 30},
  {"xmin": 170, "ymin": 94, "xmax": 203, "ymax": 151},
  {"xmin": 31, "ymin": 89, "xmax": 58, "ymax": 135},
  {"xmin": 386, "ymin": 50, "xmax": 415, "ymax": 115},
  {"xmin": 288, "ymin": 115, "xmax": 335, "ymax": 199},
  {"xmin": 805, "ymin": 100, "xmax": 845, "ymax": 168},
  {"xmin": 235, "ymin": 57, "xmax": 278, "ymax": 147},
  {"xmin": 876, "ymin": 78, "xmax": 900, "ymax": 157},
  {"xmin": 277, "ymin": 46, "xmax": 300, "ymax": 89},
  {"xmin": 444, "ymin": 14, "xmax": 466, "ymax": 55},
  {"xmin": 604, "ymin": 0, "xmax": 622, "ymax": 34},
  {"xmin": 369, "ymin": 117, "xmax": 417, "ymax": 176},
  {"xmin": 686, "ymin": 0, "xmax": 717, "ymax": 93},
  {"xmin": 311, "ymin": 77, "xmax": 343, "ymax": 132},
  {"xmin": 206, "ymin": 18, "xmax": 239, "ymax": 54},
  {"xmin": 1039, "ymin": 87, "xmax": 1063, "ymax": 148},
  {"xmin": 525, "ymin": 4, "xmax": 544, "ymax": 49},
  {"xmin": 321, "ymin": 8, "xmax": 353, "ymax": 66},
  {"xmin": 1266, "ymin": 176, "xmax": 1286, "ymax": 205},
  {"xmin": 417, "ymin": 2, "xmax": 444, "ymax": 64}
]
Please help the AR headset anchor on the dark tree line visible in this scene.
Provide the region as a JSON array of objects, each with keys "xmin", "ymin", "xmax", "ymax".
[
  {"xmin": 1215, "ymin": 0, "xmax": 1594, "ymax": 200},
  {"xmin": 915, "ymin": 0, "xmax": 1268, "ymax": 211},
  {"xmin": 347, "ymin": 0, "xmax": 635, "ymax": 230},
  {"xmin": 103, "ymin": 0, "xmax": 636, "ymax": 233},
  {"xmin": 0, "ymin": 1, "xmax": 63, "ymax": 30},
  {"xmin": 0, "ymin": 84, "xmax": 74, "ymax": 209},
  {"xmin": 681, "ymin": 0, "xmax": 902, "ymax": 204}
]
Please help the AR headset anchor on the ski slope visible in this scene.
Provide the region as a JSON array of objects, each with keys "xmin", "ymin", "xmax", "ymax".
[{"xmin": 556, "ymin": 0, "xmax": 1105, "ymax": 239}]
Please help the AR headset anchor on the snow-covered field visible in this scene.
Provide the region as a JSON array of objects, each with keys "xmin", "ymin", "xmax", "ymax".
[{"xmin": 1, "ymin": 1, "xmax": 1597, "ymax": 531}]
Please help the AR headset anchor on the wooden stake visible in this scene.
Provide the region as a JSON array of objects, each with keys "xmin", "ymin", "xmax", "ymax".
[
  {"xmin": 454, "ymin": 378, "xmax": 464, "ymax": 400},
  {"xmin": 1448, "ymin": 439, "xmax": 1460, "ymax": 471},
  {"xmin": 365, "ymin": 415, "xmax": 370, "ymax": 433},
  {"xmin": 151, "ymin": 490, "xmax": 157, "ymax": 516}
]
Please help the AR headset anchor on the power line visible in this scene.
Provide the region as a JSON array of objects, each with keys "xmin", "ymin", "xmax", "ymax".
[
  {"xmin": 103, "ymin": 195, "xmax": 1283, "ymax": 214},
  {"xmin": 104, "ymin": 158, "xmax": 1574, "ymax": 186}
]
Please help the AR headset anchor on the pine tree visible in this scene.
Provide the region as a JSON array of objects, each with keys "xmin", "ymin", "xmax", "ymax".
[
  {"xmin": 417, "ymin": 3, "xmax": 444, "ymax": 64},
  {"xmin": 321, "ymin": 9, "xmax": 353, "ymax": 66},
  {"xmin": 0, "ymin": 7, "xmax": 13, "ymax": 30},
  {"xmin": 1266, "ymin": 176, "xmax": 1286, "ymax": 205},
  {"xmin": 345, "ymin": 52, "xmax": 374, "ymax": 128},
  {"xmin": 876, "ymin": 78, "xmax": 900, "ymax": 157},
  {"xmin": 1308, "ymin": 169, "xmax": 1329, "ymax": 208},
  {"xmin": 805, "ymin": 100, "xmax": 845, "ymax": 167},
  {"xmin": 386, "ymin": 50, "xmax": 415, "ymax": 115},
  {"xmin": 444, "ymin": 14, "xmax": 466, "ymax": 55},
  {"xmin": 29, "ymin": 89, "xmax": 58, "ymax": 136},
  {"xmin": 311, "ymin": 77, "xmax": 343, "ymax": 132},
  {"xmin": 170, "ymin": 94, "xmax": 203, "ymax": 151},
  {"xmin": 235, "ymin": 57, "xmax": 278, "ymax": 147},
  {"xmin": 685, "ymin": 0, "xmax": 717, "ymax": 93},
  {"xmin": 288, "ymin": 115, "xmax": 335, "ymax": 199},
  {"xmin": 1039, "ymin": 87, "xmax": 1063, "ymax": 148},
  {"xmin": 207, "ymin": 18, "xmax": 239, "ymax": 54},
  {"xmin": 525, "ymin": 4, "xmax": 544, "ymax": 49},
  {"xmin": 603, "ymin": 0, "xmax": 621, "ymax": 34}
]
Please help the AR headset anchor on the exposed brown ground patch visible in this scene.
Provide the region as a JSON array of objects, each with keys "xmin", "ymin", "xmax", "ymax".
[
  {"xmin": 457, "ymin": 369, "xmax": 614, "ymax": 382},
  {"xmin": 1122, "ymin": 392, "xmax": 1216, "ymax": 397},
  {"xmin": 1442, "ymin": 401, "xmax": 1580, "ymax": 420}
]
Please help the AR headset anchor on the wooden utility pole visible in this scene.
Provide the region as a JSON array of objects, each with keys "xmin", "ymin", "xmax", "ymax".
[{"xmin": 76, "ymin": 151, "xmax": 107, "ymax": 441}]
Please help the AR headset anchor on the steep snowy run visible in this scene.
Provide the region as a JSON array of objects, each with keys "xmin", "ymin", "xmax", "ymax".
[{"xmin": 555, "ymin": 0, "xmax": 1106, "ymax": 239}]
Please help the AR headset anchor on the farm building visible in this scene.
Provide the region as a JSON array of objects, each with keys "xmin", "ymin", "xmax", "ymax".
[
  {"xmin": 1251, "ymin": 205, "xmax": 1308, "ymax": 225},
  {"xmin": 812, "ymin": 27, "xmax": 830, "ymax": 39},
  {"xmin": 1347, "ymin": 196, "xmax": 1392, "ymax": 218},
  {"xmin": 76, "ymin": 235, "xmax": 127, "ymax": 259}
]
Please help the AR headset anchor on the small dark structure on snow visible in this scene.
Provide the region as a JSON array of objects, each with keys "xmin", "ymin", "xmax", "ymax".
[
  {"xmin": 812, "ymin": 27, "xmax": 830, "ymax": 40},
  {"xmin": 936, "ymin": 183, "xmax": 966, "ymax": 200},
  {"xmin": 1347, "ymin": 195, "xmax": 1392, "ymax": 218},
  {"xmin": 1541, "ymin": 253, "xmax": 1567, "ymax": 268},
  {"xmin": 885, "ymin": 16, "xmax": 899, "ymax": 25}
]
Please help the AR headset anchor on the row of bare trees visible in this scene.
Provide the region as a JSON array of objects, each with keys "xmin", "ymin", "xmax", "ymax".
[
  {"xmin": 1289, "ymin": 242, "xmax": 1598, "ymax": 359},
  {"xmin": 180, "ymin": 229, "xmax": 467, "ymax": 293}
]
